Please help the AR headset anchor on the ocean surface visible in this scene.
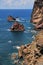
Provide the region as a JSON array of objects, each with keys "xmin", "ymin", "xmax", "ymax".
[{"xmin": 0, "ymin": 9, "xmax": 37, "ymax": 65}]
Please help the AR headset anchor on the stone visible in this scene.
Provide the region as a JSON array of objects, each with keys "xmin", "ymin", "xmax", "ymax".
[
  {"xmin": 7, "ymin": 16, "xmax": 16, "ymax": 21},
  {"xmin": 18, "ymin": 49, "xmax": 23, "ymax": 58},
  {"xmin": 10, "ymin": 21, "xmax": 25, "ymax": 31},
  {"xmin": 11, "ymin": 53, "xmax": 17, "ymax": 60}
]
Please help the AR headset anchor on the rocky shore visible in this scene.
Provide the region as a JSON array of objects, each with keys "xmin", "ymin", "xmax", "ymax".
[
  {"xmin": 11, "ymin": 30, "xmax": 43, "ymax": 65},
  {"xmin": 18, "ymin": 30, "xmax": 43, "ymax": 65}
]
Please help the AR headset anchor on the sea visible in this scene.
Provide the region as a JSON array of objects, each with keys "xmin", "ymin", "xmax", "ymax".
[{"xmin": 0, "ymin": 9, "xmax": 38, "ymax": 65}]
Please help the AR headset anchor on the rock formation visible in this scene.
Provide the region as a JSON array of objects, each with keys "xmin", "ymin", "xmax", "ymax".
[
  {"xmin": 31, "ymin": 0, "xmax": 43, "ymax": 29},
  {"xmin": 10, "ymin": 21, "xmax": 25, "ymax": 31},
  {"xmin": 18, "ymin": 30, "xmax": 43, "ymax": 65},
  {"xmin": 7, "ymin": 16, "xmax": 16, "ymax": 21}
]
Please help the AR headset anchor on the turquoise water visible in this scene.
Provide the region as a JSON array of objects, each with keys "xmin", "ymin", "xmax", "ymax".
[{"xmin": 0, "ymin": 9, "xmax": 37, "ymax": 65}]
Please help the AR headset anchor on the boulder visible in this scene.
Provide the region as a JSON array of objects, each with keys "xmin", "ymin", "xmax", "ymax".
[
  {"xmin": 11, "ymin": 53, "xmax": 17, "ymax": 60},
  {"xmin": 10, "ymin": 21, "xmax": 25, "ymax": 31},
  {"xmin": 7, "ymin": 16, "xmax": 16, "ymax": 21},
  {"xmin": 23, "ymin": 48, "xmax": 28, "ymax": 54},
  {"xmin": 18, "ymin": 45, "xmax": 26, "ymax": 58}
]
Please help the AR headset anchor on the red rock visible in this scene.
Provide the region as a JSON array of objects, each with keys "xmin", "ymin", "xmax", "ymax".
[{"xmin": 10, "ymin": 21, "xmax": 25, "ymax": 31}]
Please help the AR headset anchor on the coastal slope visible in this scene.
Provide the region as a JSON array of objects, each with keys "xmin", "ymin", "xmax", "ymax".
[{"xmin": 18, "ymin": 30, "xmax": 43, "ymax": 65}]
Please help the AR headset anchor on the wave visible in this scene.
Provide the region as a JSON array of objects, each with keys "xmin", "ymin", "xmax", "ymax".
[
  {"xmin": 16, "ymin": 46, "xmax": 20, "ymax": 49},
  {"xmin": 27, "ymin": 27, "xmax": 31, "ymax": 29},
  {"xmin": 24, "ymin": 31, "xmax": 29, "ymax": 33},
  {"xmin": 6, "ymin": 29, "xmax": 11, "ymax": 31},
  {"xmin": 32, "ymin": 35, "xmax": 35, "ymax": 39},
  {"xmin": 13, "ymin": 46, "xmax": 20, "ymax": 50},
  {"xmin": 31, "ymin": 30, "xmax": 37, "ymax": 33},
  {"xmin": 24, "ymin": 30, "xmax": 31, "ymax": 33},
  {"xmin": 12, "ymin": 60, "xmax": 19, "ymax": 64},
  {"xmin": 16, "ymin": 17, "xmax": 29, "ymax": 22},
  {"xmin": 8, "ymin": 40, "xmax": 12, "ymax": 43},
  {"xmin": 24, "ymin": 30, "xmax": 37, "ymax": 35},
  {"xmin": 16, "ymin": 18, "xmax": 21, "ymax": 22}
]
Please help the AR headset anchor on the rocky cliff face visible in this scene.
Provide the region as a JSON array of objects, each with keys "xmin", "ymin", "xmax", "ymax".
[
  {"xmin": 31, "ymin": 0, "xmax": 43, "ymax": 29},
  {"xmin": 18, "ymin": 30, "xmax": 43, "ymax": 65}
]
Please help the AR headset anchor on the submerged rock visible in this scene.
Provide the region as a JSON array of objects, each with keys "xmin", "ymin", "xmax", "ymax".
[
  {"xmin": 10, "ymin": 21, "xmax": 25, "ymax": 31},
  {"xmin": 31, "ymin": 0, "xmax": 43, "ymax": 29},
  {"xmin": 11, "ymin": 53, "xmax": 17, "ymax": 60},
  {"xmin": 7, "ymin": 16, "xmax": 16, "ymax": 21}
]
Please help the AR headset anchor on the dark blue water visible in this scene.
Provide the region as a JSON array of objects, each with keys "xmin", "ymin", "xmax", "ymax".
[{"xmin": 0, "ymin": 9, "xmax": 37, "ymax": 65}]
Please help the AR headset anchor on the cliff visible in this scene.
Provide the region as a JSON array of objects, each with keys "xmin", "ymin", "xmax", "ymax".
[
  {"xmin": 31, "ymin": 0, "xmax": 43, "ymax": 29},
  {"xmin": 18, "ymin": 30, "xmax": 43, "ymax": 65}
]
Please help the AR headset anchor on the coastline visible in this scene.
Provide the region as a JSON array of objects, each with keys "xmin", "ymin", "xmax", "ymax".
[{"xmin": 11, "ymin": 30, "xmax": 43, "ymax": 65}]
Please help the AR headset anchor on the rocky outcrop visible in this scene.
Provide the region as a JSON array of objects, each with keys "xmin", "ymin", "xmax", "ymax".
[
  {"xmin": 7, "ymin": 16, "xmax": 16, "ymax": 21},
  {"xmin": 31, "ymin": 0, "xmax": 43, "ymax": 29},
  {"xmin": 10, "ymin": 21, "xmax": 25, "ymax": 31},
  {"xmin": 18, "ymin": 30, "xmax": 43, "ymax": 65}
]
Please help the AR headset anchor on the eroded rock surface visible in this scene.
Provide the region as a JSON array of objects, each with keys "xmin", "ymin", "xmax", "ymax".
[
  {"xmin": 10, "ymin": 21, "xmax": 25, "ymax": 31},
  {"xmin": 18, "ymin": 30, "xmax": 43, "ymax": 65},
  {"xmin": 31, "ymin": 0, "xmax": 43, "ymax": 29}
]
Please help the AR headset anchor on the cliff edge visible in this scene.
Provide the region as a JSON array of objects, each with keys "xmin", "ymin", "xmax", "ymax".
[{"xmin": 31, "ymin": 0, "xmax": 43, "ymax": 29}]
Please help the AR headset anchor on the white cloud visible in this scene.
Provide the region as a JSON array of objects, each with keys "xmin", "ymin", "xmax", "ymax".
[{"xmin": 0, "ymin": 0, "xmax": 35, "ymax": 9}]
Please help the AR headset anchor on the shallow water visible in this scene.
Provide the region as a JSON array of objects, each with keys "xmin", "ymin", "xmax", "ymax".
[{"xmin": 0, "ymin": 9, "xmax": 38, "ymax": 65}]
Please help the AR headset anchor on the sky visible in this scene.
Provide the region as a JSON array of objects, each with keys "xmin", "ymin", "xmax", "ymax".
[{"xmin": 0, "ymin": 0, "xmax": 35, "ymax": 9}]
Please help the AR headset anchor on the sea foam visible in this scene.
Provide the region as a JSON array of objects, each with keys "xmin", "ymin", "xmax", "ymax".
[
  {"xmin": 7, "ymin": 29, "xmax": 11, "ymax": 31},
  {"xmin": 13, "ymin": 46, "xmax": 20, "ymax": 50},
  {"xmin": 8, "ymin": 40, "xmax": 12, "ymax": 43}
]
